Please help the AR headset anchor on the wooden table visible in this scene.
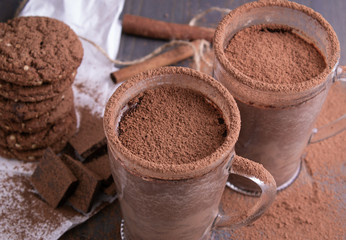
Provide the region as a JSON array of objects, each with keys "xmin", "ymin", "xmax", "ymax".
[
  {"xmin": 116, "ymin": 0, "xmax": 346, "ymax": 65},
  {"xmin": 1, "ymin": 0, "xmax": 345, "ymax": 239}
]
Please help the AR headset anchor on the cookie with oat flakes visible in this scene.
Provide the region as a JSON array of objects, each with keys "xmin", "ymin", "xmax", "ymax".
[{"xmin": 0, "ymin": 16, "xmax": 83, "ymax": 86}]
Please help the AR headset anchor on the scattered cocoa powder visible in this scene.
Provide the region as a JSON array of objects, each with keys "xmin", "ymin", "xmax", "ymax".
[
  {"xmin": 118, "ymin": 85, "xmax": 227, "ymax": 165},
  {"xmin": 225, "ymin": 24, "xmax": 326, "ymax": 85},
  {"xmin": 0, "ymin": 173, "xmax": 82, "ymax": 239},
  {"xmin": 220, "ymin": 81, "xmax": 346, "ymax": 239}
]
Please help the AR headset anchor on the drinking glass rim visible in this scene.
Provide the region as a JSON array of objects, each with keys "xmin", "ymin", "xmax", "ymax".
[
  {"xmin": 214, "ymin": 0, "xmax": 340, "ymax": 94},
  {"xmin": 104, "ymin": 66, "xmax": 241, "ymax": 180}
]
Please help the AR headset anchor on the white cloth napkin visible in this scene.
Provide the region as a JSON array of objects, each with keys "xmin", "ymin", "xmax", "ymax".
[
  {"xmin": 20, "ymin": 0, "xmax": 124, "ymax": 116},
  {"xmin": 0, "ymin": 0, "xmax": 125, "ymax": 239}
]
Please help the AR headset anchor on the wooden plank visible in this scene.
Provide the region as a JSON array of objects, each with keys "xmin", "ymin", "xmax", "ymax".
[
  {"xmin": 0, "ymin": 0, "xmax": 25, "ymax": 22},
  {"xmin": 117, "ymin": 0, "xmax": 346, "ymax": 65}
]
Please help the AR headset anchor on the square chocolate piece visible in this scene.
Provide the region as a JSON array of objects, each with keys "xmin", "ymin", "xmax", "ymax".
[
  {"xmin": 62, "ymin": 154, "xmax": 101, "ymax": 213},
  {"xmin": 69, "ymin": 108, "xmax": 106, "ymax": 159},
  {"xmin": 31, "ymin": 148, "xmax": 77, "ymax": 208},
  {"xmin": 84, "ymin": 154, "xmax": 113, "ymax": 186}
]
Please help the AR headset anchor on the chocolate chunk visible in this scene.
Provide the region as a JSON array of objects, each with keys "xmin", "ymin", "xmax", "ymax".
[
  {"xmin": 62, "ymin": 154, "xmax": 101, "ymax": 213},
  {"xmin": 84, "ymin": 154, "xmax": 113, "ymax": 186},
  {"xmin": 69, "ymin": 107, "xmax": 106, "ymax": 159},
  {"xmin": 30, "ymin": 148, "xmax": 78, "ymax": 208}
]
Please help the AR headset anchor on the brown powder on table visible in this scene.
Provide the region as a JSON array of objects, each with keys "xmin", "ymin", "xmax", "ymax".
[
  {"xmin": 225, "ymin": 24, "xmax": 326, "ymax": 84},
  {"xmin": 118, "ymin": 85, "xmax": 227, "ymax": 165},
  {"xmin": 220, "ymin": 82, "xmax": 346, "ymax": 239},
  {"xmin": 0, "ymin": 173, "xmax": 78, "ymax": 239}
]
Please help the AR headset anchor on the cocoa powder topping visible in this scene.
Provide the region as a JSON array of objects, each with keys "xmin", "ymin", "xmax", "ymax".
[
  {"xmin": 225, "ymin": 24, "xmax": 326, "ymax": 85},
  {"xmin": 118, "ymin": 85, "xmax": 227, "ymax": 166}
]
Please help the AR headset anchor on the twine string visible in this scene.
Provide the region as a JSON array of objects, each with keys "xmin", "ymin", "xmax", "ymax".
[
  {"xmin": 188, "ymin": 7, "xmax": 231, "ymax": 26},
  {"xmin": 79, "ymin": 7, "xmax": 231, "ymax": 70},
  {"xmin": 189, "ymin": 7, "xmax": 231, "ymax": 68}
]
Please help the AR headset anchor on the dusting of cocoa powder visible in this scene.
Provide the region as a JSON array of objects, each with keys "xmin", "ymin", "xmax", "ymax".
[
  {"xmin": 220, "ymin": 82, "xmax": 345, "ymax": 239},
  {"xmin": 118, "ymin": 85, "xmax": 227, "ymax": 165},
  {"xmin": 0, "ymin": 173, "xmax": 78, "ymax": 239},
  {"xmin": 231, "ymin": 155, "xmax": 273, "ymax": 185},
  {"xmin": 225, "ymin": 24, "xmax": 326, "ymax": 85}
]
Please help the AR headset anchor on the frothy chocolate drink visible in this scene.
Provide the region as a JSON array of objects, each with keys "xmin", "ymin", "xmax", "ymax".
[{"xmin": 118, "ymin": 85, "xmax": 227, "ymax": 168}]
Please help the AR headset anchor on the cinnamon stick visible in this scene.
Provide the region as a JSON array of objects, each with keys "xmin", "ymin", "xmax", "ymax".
[
  {"xmin": 122, "ymin": 14, "xmax": 214, "ymax": 42},
  {"xmin": 110, "ymin": 40, "xmax": 201, "ymax": 83}
]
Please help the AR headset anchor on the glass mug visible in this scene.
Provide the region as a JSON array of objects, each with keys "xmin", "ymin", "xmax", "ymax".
[
  {"xmin": 213, "ymin": 0, "xmax": 345, "ymax": 193},
  {"xmin": 104, "ymin": 67, "xmax": 276, "ymax": 240}
]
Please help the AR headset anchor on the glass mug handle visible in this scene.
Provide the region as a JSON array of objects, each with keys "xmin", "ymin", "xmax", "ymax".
[
  {"xmin": 212, "ymin": 155, "xmax": 276, "ymax": 230},
  {"xmin": 309, "ymin": 65, "xmax": 346, "ymax": 144}
]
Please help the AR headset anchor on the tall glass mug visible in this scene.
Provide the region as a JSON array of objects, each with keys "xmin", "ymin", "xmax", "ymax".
[
  {"xmin": 104, "ymin": 67, "xmax": 276, "ymax": 240},
  {"xmin": 213, "ymin": 0, "xmax": 345, "ymax": 193}
]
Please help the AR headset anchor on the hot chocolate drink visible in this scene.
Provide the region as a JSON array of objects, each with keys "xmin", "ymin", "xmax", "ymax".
[
  {"xmin": 104, "ymin": 67, "xmax": 277, "ymax": 240},
  {"xmin": 213, "ymin": 0, "xmax": 340, "ymax": 191},
  {"xmin": 225, "ymin": 24, "xmax": 328, "ymax": 190}
]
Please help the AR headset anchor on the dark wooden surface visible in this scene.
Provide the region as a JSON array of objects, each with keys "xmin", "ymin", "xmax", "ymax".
[
  {"xmin": 0, "ymin": 0, "xmax": 345, "ymax": 239},
  {"xmin": 116, "ymin": 0, "xmax": 346, "ymax": 66}
]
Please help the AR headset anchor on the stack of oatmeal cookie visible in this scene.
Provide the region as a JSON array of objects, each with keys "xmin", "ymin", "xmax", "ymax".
[{"xmin": 0, "ymin": 16, "xmax": 83, "ymax": 161}]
